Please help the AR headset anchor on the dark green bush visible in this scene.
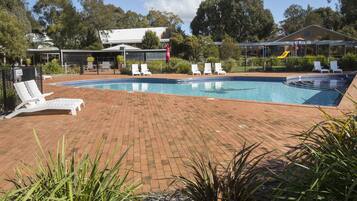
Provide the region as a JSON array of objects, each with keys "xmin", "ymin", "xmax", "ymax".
[
  {"xmin": 169, "ymin": 57, "xmax": 191, "ymax": 74},
  {"xmin": 274, "ymin": 104, "xmax": 357, "ymax": 201},
  {"xmin": 0, "ymin": 132, "xmax": 141, "ymax": 200},
  {"xmin": 340, "ymin": 53, "xmax": 357, "ymax": 70},
  {"xmin": 120, "ymin": 66, "xmax": 132, "ymax": 75},
  {"xmin": 206, "ymin": 57, "xmax": 219, "ymax": 63},
  {"xmin": 176, "ymin": 62, "xmax": 191, "ymax": 74},
  {"xmin": 147, "ymin": 60, "xmax": 166, "ymax": 73},
  {"xmin": 0, "ymin": 84, "xmax": 17, "ymax": 113},
  {"xmin": 222, "ymin": 58, "xmax": 237, "ymax": 72},
  {"xmin": 174, "ymin": 143, "xmax": 268, "ymax": 201},
  {"xmin": 42, "ymin": 59, "xmax": 64, "ymax": 74}
]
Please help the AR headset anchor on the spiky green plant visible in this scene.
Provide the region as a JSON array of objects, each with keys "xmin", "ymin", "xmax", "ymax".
[
  {"xmin": 221, "ymin": 143, "xmax": 269, "ymax": 201},
  {"xmin": 173, "ymin": 143, "xmax": 268, "ymax": 201},
  {"xmin": 0, "ymin": 131, "xmax": 141, "ymax": 201},
  {"xmin": 173, "ymin": 154, "xmax": 220, "ymax": 201},
  {"xmin": 274, "ymin": 106, "xmax": 357, "ymax": 201}
]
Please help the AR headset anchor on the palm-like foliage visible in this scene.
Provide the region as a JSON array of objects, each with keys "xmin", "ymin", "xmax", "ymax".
[
  {"xmin": 0, "ymin": 132, "xmax": 141, "ymax": 201},
  {"xmin": 173, "ymin": 154, "xmax": 220, "ymax": 201},
  {"xmin": 221, "ymin": 144, "xmax": 269, "ymax": 201},
  {"xmin": 274, "ymin": 107, "xmax": 357, "ymax": 201},
  {"xmin": 174, "ymin": 143, "xmax": 268, "ymax": 201}
]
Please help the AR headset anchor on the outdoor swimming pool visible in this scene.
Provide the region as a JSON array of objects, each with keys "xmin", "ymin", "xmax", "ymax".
[{"xmin": 60, "ymin": 76, "xmax": 353, "ymax": 106}]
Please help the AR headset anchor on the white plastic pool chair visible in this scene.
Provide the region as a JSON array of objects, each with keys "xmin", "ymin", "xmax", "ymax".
[
  {"xmin": 132, "ymin": 64, "xmax": 141, "ymax": 76},
  {"xmin": 204, "ymin": 63, "xmax": 212, "ymax": 75},
  {"xmin": 330, "ymin": 61, "xmax": 343, "ymax": 73},
  {"xmin": 191, "ymin": 64, "xmax": 201, "ymax": 75},
  {"xmin": 6, "ymin": 82, "xmax": 81, "ymax": 119},
  {"xmin": 43, "ymin": 75, "xmax": 53, "ymax": 80},
  {"xmin": 25, "ymin": 80, "xmax": 84, "ymax": 109},
  {"xmin": 313, "ymin": 61, "xmax": 329, "ymax": 73},
  {"xmin": 214, "ymin": 63, "xmax": 226, "ymax": 75},
  {"xmin": 141, "ymin": 64, "xmax": 152, "ymax": 76}
]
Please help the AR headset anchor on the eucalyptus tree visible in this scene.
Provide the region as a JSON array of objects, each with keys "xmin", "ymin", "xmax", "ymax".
[
  {"xmin": 33, "ymin": 0, "xmax": 83, "ymax": 49},
  {"xmin": 191, "ymin": 0, "xmax": 275, "ymax": 42}
]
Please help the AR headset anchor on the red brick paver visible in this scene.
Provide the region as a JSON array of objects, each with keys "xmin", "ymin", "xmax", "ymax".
[{"xmin": 0, "ymin": 73, "xmax": 355, "ymax": 193}]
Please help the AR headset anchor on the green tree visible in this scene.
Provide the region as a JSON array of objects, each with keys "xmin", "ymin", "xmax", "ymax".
[
  {"xmin": 191, "ymin": 0, "xmax": 224, "ymax": 40},
  {"xmin": 220, "ymin": 34, "xmax": 240, "ymax": 60},
  {"xmin": 0, "ymin": 0, "xmax": 32, "ymax": 33},
  {"xmin": 281, "ymin": 4, "xmax": 307, "ymax": 34},
  {"xmin": 184, "ymin": 35, "xmax": 201, "ymax": 61},
  {"xmin": 120, "ymin": 11, "xmax": 149, "ymax": 29},
  {"xmin": 80, "ymin": 0, "xmax": 126, "ymax": 49},
  {"xmin": 340, "ymin": 0, "xmax": 357, "ymax": 25},
  {"xmin": 199, "ymin": 36, "xmax": 219, "ymax": 59},
  {"xmin": 191, "ymin": 0, "xmax": 275, "ymax": 42},
  {"xmin": 33, "ymin": 0, "xmax": 83, "ymax": 49},
  {"xmin": 313, "ymin": 7, "xmax": 342, "ymax": 31},
  {"xmin": 170, "ymin": 32, "xmax": 186, "ymax": 57},
  {"xmin": 142, "ymin": 31, "xmax": 160, "ymax": 49},
  {"xmin": 0, "ymin": 9, "xmax": 28, "ymax": 61}
]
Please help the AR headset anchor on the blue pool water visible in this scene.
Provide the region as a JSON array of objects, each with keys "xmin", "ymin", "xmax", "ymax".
[{"xmin": 63, "ymin": 77, "xmax": 348, "ymax": 106}]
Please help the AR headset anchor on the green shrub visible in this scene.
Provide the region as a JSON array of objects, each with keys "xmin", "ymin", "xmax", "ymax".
[
  {"xmin": 176, "ymin": 62, "xmax": 191, "ymax": 74},
  {"xmin": 222, "ymin": 58, "xmax": 237, "ymax": 72},
  {"xmin": 174, "ymin": 143, "xmax": 268, "ymax": 201},
  {"xmin": 116, "ymin": 55, "xmax": 124, "ymax": 64},
  {"xmin": 206, "ymin": 57, "xmax": 219, "ymax": 63},
  {"xmin": 169, "ymin": 57, "xmax": 191, "ymax": 74},
  {"xmin": 340, "ymin": 53, "xmax": 357, "ymax": 70},
  {"xmin": 42, "ymin": 59, "xmax": 63, "ymax": 74},
  {"xmin": 0, "ymin": 84, "xmax": 17, "ymax": 112},
  {"xmin": 147, "ymin": 60, "xmax": 166, "ymax": 73},
  {"xmin": 67, "ymin": 66, "xmax": 81, "ymax": 74},
  {"xmin": 119, "ymin": 67, "xmax": 132, "ymax": 75},
  {"xmin": 274, "ymin": 104, "xmax": 357, "ymax": 201},
  {"xmin": 87, "ymin": 56, "xmax": 95, "ymax": 63},
  {"xmin": 25, "ymin": 58, "xmax": 31, "ymax": 66},
  {"xmin": 0, "ymin": 132, "xmax": 141, "ymax": 200}
]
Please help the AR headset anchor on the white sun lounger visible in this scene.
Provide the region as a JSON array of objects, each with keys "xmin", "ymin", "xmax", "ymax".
[
  {"xmin": 141, "ymin": 64, "xmax": 152, "ymax": 76},
  {"xmin": 191, "ymin": 64, "xmax": 201, "ymax": 75},
  {"xmin": 6, "ymin": 82, "xmax": 82, "ymax": 119},
  {"xmin": 43, "ymin": 75, "xmax": 53, "ymax": 80},
  {"xmin": 313, "ymin": 61, "xmax": 329, "ymax": 73},
  {"xmin": 330, "ymin": 61, "xmax": 343, "ymax": 73},
  {"xmin": 132, "ymin": 64, "xmax": 141, "ymax": 76},
  {"xmin": 204, "ymin": 63, "xmax": 212, "ymax": 75},
  {"xmin": 25, "ymin": 80, "xmax": 84, "ymax": 109},
  {"xmin": 214, "ymin": 63, "xmax": 226, "ymax": 75}
]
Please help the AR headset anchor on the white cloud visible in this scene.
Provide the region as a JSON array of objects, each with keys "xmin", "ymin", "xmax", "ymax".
[{"xmin": 144, "ymin": 0, "xmax": 203, "ymax": 23}]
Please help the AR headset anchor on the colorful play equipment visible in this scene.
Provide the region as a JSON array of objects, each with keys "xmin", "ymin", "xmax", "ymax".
[{"xmin": 277, "ymin": 51, "xmax": 290, "ymax": 59}]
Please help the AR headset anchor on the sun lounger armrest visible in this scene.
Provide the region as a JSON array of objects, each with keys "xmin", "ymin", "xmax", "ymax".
[
  {"xmin": 42, "ymin": 92, "xmax": 54, "ymax": 97},
  {"xmin": 14, "ymin": 97, "xmax": 41, "ymax": 110}
]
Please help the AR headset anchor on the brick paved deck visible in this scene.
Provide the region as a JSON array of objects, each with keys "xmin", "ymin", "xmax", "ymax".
[{"xmin": 0, "ymin": 73, "xmax": 355, "ymax": 193}]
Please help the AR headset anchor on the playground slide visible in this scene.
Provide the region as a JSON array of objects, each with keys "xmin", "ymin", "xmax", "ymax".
[{"xmin": 277, "ymin": 51, "xmax": 290, "ymax": 59}]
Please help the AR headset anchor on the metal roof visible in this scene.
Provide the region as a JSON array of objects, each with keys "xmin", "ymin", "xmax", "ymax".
[
  {"xmin": 99, "ymin": 27, "xmax": 169, "ymax": 45},
  {"xmin": 103, "ymin": 44, "xmax": 140, "ymax": 51}
]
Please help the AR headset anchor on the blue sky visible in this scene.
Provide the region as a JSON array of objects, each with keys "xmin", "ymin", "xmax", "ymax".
[{"xmin": 26, "ymin": 0, "xmax": 339, "ymax": 33}]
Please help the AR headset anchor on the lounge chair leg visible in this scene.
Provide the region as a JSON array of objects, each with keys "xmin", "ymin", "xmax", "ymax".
[
  {"xmin": 71, "ymin": 109, "xmax": 77, "ymax": 116},
  {"xmin": 5, "ymin": 111, "xmax": 18, "ymax": 119}
]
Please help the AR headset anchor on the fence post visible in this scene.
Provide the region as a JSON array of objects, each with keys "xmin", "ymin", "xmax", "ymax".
[
  {"xmin": 39, "ymin": 66, "xmax": 43, "ymax": 93},
  {"xmin": 1, "ymin": 69, "xmax": 7, "ymax": 112}
]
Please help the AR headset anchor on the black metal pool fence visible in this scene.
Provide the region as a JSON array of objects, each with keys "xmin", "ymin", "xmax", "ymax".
[{"xmin": 0, "ymin": 66, "xmax": 43, "ymax": 115}]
